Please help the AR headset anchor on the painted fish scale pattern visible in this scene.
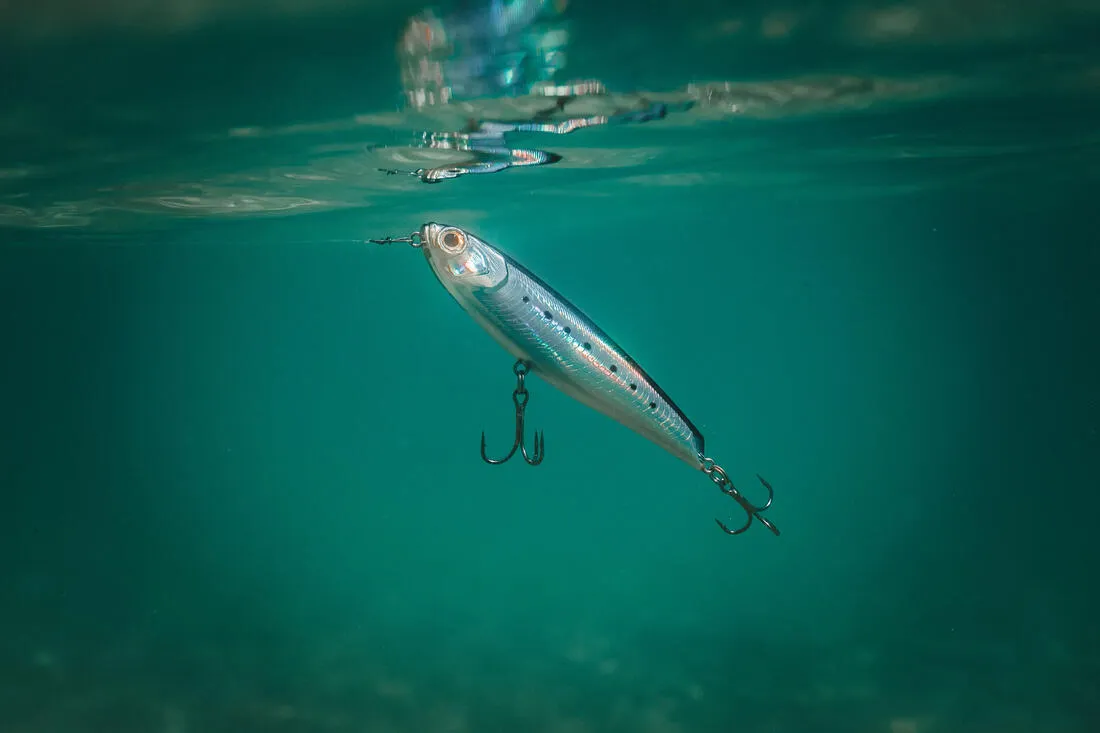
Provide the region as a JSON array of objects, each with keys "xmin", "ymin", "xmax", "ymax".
[{"xmin": 474, "ymin": 254, "xmax": 704, "ymax": 467}]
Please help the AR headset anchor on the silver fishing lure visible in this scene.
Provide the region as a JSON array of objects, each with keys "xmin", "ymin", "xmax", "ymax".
[{"xmin": 370, "ymin": 223, "xmax": 778, "ymax": 537}]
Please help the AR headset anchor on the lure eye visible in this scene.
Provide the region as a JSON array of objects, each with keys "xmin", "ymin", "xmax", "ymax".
[{"xmin": 439, "ymin": 227, "xmax": 467, "ymax": 254}]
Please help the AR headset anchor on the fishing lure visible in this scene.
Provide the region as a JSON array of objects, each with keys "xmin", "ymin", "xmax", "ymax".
[{"xmin": 369, "ymin": 223, "xmax": 779, "ymax": 537}]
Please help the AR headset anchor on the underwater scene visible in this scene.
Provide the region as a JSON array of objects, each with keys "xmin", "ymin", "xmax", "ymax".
[{"xmin": 1, "ymin": 0, "xmax": 1099, "ymax": 731}]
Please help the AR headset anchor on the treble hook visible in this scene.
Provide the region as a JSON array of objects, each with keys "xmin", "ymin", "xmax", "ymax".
[
  {"xmin": 700, "ymin": 459, "xmax": 780, "ymax": 536},
  {"xmin": 481, "ymin": 359, "xmax": 544, "ymax": 465}
]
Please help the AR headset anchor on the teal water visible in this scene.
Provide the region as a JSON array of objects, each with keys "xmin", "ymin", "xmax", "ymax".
[{"xmin": 2, "ymin": 1, "xmax": 1099, "ymax": 732}]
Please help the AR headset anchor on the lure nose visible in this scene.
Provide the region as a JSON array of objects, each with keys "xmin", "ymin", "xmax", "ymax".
[{"xmin": 422, "ymin": 222, "xmax": 441, "ymax": 245}]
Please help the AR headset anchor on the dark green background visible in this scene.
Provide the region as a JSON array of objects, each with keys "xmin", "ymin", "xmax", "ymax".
[{"xmin": 2, "ymin": 1, "xmax": 1098, "ymax": 730}]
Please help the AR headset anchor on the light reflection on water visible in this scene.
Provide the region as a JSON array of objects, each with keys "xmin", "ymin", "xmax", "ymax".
[
  {"xmin": 2, "ymin": 0, "xmax": 1098, "ymax": 232},
  {"xmin": 7, "ymin": 67, "xmax": 1081, "ymax": 232}
]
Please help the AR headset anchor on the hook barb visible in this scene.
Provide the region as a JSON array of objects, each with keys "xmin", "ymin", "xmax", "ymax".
[{"xmin": 481, "ymin": 359, "xmax": 544, "ymax": 466}]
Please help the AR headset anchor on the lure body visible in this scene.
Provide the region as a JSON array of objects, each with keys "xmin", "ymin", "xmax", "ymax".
[{"xmin": 418, "ymin": 222, "xmax": 705, "ymax": 468}]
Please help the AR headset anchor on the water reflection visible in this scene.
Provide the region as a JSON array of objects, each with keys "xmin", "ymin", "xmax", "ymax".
[
  {"xmin": 3, "ymin": 0, "xmax": 1086, "ymax": 229},
  {"xmin": 376, "ymin": 87, "xmax": 687, "ymax": 183},
  {"xmin": 382, "ymin": 1, "xmax": 691, "ymax": 183},
  {"xmin": 397, "ymin": 0, "xmax": 572, "ymax": 109}
]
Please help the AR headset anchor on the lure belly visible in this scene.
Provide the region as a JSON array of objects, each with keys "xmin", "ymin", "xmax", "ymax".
[{"xmin": 369, "ymin": 222, "xmax": 779, "ymax": 536}]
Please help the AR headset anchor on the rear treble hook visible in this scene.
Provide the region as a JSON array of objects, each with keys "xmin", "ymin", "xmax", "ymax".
[
  {"xmin": 700, "ymin": 459, "xmax": 780, "ymax": 536},
  {"xmin": 481, "ymin": 359, "xmax": 544, "ymax": 465}
]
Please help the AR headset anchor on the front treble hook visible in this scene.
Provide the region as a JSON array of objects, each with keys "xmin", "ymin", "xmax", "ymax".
[
  {"xmin": 481, "ymin": 359, "xmax": 544, "ymax": 466},
  {"xmin": 700, "ymin": 459, "xmax": 780, "ymax": 537}
]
